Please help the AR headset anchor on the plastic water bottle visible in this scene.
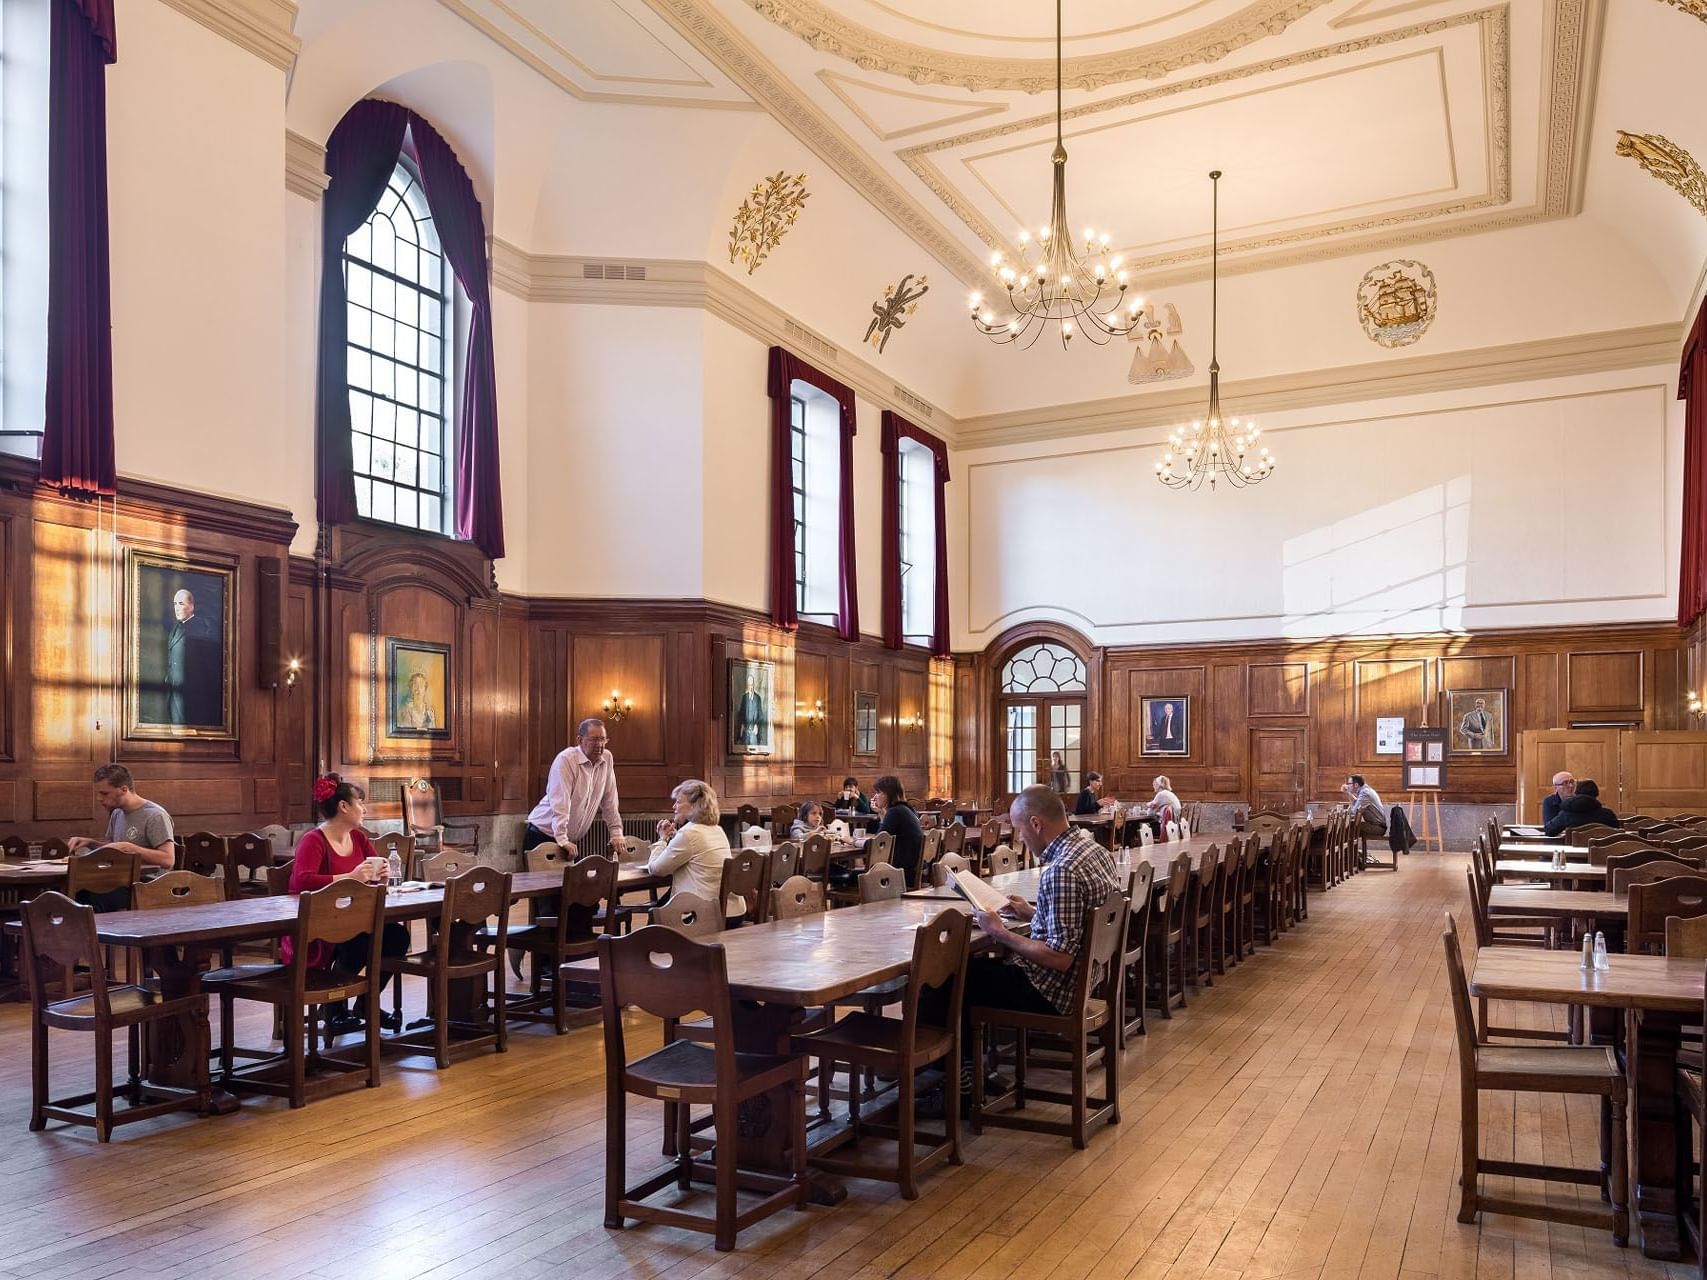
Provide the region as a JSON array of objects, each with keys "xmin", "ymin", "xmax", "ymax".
[
  {"xmin": 1593, "ymin": 931, "xmax": 1609, "ymax": 972},
  {"xmin": 387, "ymin": 851, "xmax": 403, "ymax": 889}
]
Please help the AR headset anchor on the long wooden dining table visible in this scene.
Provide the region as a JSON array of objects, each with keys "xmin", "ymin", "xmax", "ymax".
[
  {"xmin": 1493, "ymin": 860, "xmax": 1606, "ymax": 886},
  {"xmin": 1486, "ymin": 885, "xmax": 1628, "ymax": 924},
  {"xmin": 1468, "ymin": 947, "xmax": 1701, "ymax": 1259}
]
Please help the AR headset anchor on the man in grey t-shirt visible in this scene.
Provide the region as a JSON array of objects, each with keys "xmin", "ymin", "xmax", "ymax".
[{"xmin": 68, "ymin": 763, "xmax": 177, "ymax": 870}]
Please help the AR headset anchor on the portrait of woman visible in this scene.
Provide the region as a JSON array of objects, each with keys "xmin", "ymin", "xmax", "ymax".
[{"xmin": 395, "ymin": 671, "xmax": 435, "ymax": 731}]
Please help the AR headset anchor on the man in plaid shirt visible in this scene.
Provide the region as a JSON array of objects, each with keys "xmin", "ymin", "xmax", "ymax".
[{"xmin": 923, "ymin": 784, "xmax": 1119, "ymax": 1111}]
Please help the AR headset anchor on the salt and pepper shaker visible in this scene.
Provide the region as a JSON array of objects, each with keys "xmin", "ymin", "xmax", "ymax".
[
  {"xmin": 1593, "ymin": 931, "xmax": 1609, "ymax": 971},
  {"xmin": 1580, "ymin": 932, "xmax": 1594, "ymax": 970}
]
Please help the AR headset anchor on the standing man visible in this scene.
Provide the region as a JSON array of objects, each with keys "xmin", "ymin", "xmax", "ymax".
[
  {"xmin": 526, "ymin": 718, "xmax": 626, "ymax": 857},
  {"xmin": 1460, "ymin": 697, "xmax": 1492, "ymax": 750},
  {"xmin": 1541, "ymin": 771, "xmax": 1575, "ymax": 827},
  {"xmin": 735, "ymin": 674, "xmax": 765, "ymax": 749},
  {"xmin": 164, "ymin": 587, "xmax": 218, "ymax": 726}
]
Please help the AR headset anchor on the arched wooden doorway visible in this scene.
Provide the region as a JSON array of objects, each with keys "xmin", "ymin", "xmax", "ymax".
[{"xmin": 996, "ymin": 640, "xmax": 1089, "ymax": 798}]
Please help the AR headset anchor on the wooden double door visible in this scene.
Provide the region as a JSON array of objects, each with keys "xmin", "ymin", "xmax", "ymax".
[{"xmin": 1250, "ymin": 726, "xmax": 1310, "ymax": 811}]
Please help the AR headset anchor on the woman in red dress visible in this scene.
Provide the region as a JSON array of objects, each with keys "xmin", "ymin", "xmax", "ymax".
[{"xmin": 289, "ymin": 774, "xmax": 408, "ymax": 1033}]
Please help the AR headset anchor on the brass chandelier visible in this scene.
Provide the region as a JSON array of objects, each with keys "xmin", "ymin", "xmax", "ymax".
[
  {"xmin": 968, "ymin": 0, "xmax": 1142, "ymax": 350},
  {"xmin": 1155, "ymin": 171, "xmax": 1274, "ymax": 491}
]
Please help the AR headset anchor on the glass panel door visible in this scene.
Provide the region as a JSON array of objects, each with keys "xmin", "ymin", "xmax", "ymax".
[
  {"xmin": 1004, "ymin": 704, "xmax": 1037, "ymax": 795},
  {"xmin": 1048, "ymin": 702, "xmax": 1082, "ymax": 795}
]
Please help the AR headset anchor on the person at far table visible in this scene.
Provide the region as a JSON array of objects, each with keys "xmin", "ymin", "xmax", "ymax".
[
  {"xmin": 1342, "ymin": 774, "xmax": 1387, "ymax": 840},
  {"xmin": 871, "ymin": 775, "xmax": 924, "ymax": 886},
  {"xmin": 291, "ymin": 774, "xmax": 409, "ymax": 1035},
  {"xmin": 1541, "ymin": 772, "xmax": 1576, "ymax": 828},
  {"xmin": 790, "ymin": 800, "xmax": 826, "ymax": 841},
  {"xmin": 1151, "ymin": 775, "xmax": 1182, "ymax": 824},
  {"xmin": 63, "ymin": 763, "xmax": 176, "ymax": 910},
  {"xmin": 836, "ymin": 777, "xmax": 872, "ymax": 816},
  {"xmin": 922, "ymin": 784, "xmax": 1119, "ymax": 1117},
  {"xmin": 650, "ymin": 779, "xmax": 743, "ymax": 922},
  {"xmin": 1543, "ymin": 777, "xmax": 1621, "ymax": 837},
  {"xmin": 1074, "ymin": 772, "xmax": 1108, "ymax": 816},
  {"xmin": 525, "ymin": 717, "xmax": 626, "ymax": 858}
]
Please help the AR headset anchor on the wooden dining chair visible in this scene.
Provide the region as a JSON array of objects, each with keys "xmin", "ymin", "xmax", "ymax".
[
  {"xmin": 66, "ymin": 848, "xmax": 141, "ymax": 913},
  {"xmin": 179, "ymin": 832, "xmax": 229, "ymax": 886},
  {"xmin": 1137, "ymin": 823, "xmax": 1155, "ymax": 848},
  {"xmin": 599, "ymin": 926, "xmax": 808, "ymax": 1252},
  {"xmin": 767, "ymin": 841, "xmax": 801, "ymax": 888},
  {"xmin": 1186, "ymin": 845, "xmax": 1223, "ymax": 991},
  {"xmin": 1628, "ymin": 877, "xmax": 1707, "ymax": 955},
  {"xmin": 932, "ymin": 851, "xmax": 970, "ymax": 887},
  {"xmin": 909, "ymin": 828, "xmax": 941, "ymax": 888},
  {"xmin": 1119, "ymin": 860, "xmax": 1156, "ymax": 1045},
  {"xmin": 1611, "ymin": 860, "xmax": 1704, "ymax": 895},
  {"xmin": 487, "ymin": 854, "xmax": 618, "ymax": 1033},
  {"xmin": 1149, "ymin": 854, "xmax": 1191, "ymax": 1017},
  {"xmin": 524, "ymin": 841, "xmax": 570, "ymax": 872},
  {"xmin": 419, "ymin": 848, "xmax": 475, "ymax": 882},
  {"xmin": 769, "ymin": 876, "xmax": 825, "ymax": 920},
  {"xmin": 1586, "ymin": 838, "xmax": 1658, "ymax": 867},
  {"xmin": 1568, "ymin": 823, "xmax": 1621, "ymax": 848},
  {"xmin": 131, "ymin": 870, "xmax": 223, "ymax": 911},
  {"xmin": 735, "ymin": 803, "xmax": 762, "ymax": 830},
  {"xmin": 972, "ymin": 885, "xmax": 1129, "ymax": 1150},
  {"xmin": 770, "ymin": 804, "xmax": 799, "ymax": 840},
  {"xmin": 1245, "ymin": 808, "xmax": 1288, "ymax": 835},
  {"xmin": 20, "ymin": 892, "xmax": 211, "ymax": 1141},
  {"xmin": 718, "ymin": 850, "xmax": 770, "ymax": 925},
  {"xmin": 979, "ymin": 818, "xmax": 1002, "ymax": 854},
  {"xmin": 1675, "ymin": 962, "xmax": 1707, "ymax": 1273},
  {"xmin": 939, "ymin": 822, "xmax": 966, "ymax": 859},
  {"xmin": 1441, "ymin": 912, "xmax": 1627, "ymax": 1243},
  {"xmin": 224, "ymin": 833, "xmax": 272, "ymax": 897},
  {"xmin": 800, "ymin": 833, "xmax": 834, "ymax": 884},
  {"xmin": 740, "ymin": 826, "xmax": 773, "ymax": 852},
  {"xmin": 382, "ymin": 866, "xmax": 511, "ymax": 1068},
  {"xmin": 203, "ymin": 880, "xmax": 387, "ymax": 1108},
  {"xmin": 652, "ymin": 892, "xmax": 725, "ymax": 936},
  {"xmin": 791, "ymin": 908, "xmax": 971, "ymax": 1199},
  {"xmin": 370, "ymin": 832, "xmax": 416, "ymax": 879},
  {"xmin": 986, "ymin": 846, "xmax": 1020, "ymax": 878}
]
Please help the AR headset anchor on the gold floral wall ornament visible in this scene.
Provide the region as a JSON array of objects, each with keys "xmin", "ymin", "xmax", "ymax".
[
  {"xmin": 1616, "ymin": 130, "xmax": 1707, "ymax": 217},
  {"xmin": 1357, "ymin": 259, "xmax": 1437, "ymax": 348},
  {"xmin": 727, "ymin": 171, "xmax": 810, "ymax": 274},
  {"xmin": 1658, "ymin": 0, "xmax": 1707, "ymax": 26},
  {"xmin": 864, "ymin": 272, "xmax": 929, "ymax": 353}
]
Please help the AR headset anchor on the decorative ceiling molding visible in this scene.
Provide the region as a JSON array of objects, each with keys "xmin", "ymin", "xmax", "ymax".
[
  {"xmin": 155, "ymin": 0, "xmax": 300, "ymax": 72},
  {"xmin": 489, "ymin": 245, "xmax": 1682, "ymax": 456},
  {"xmin": 899, "ymin": 5, "xmax": 1548, "ymax": 286},
  {"xmin": 488, "ymin": 240, "xmax": 952, "ymax": 433},
  {"xmin": 643, "ymin": 0, "xmax": 989, "ymax": 286},
  {"xmin": 740, "ymin": 0, "xmax": 1338, "ymax": 92},
  {"xmin": 817, "ymin": 70, "xmax": 1006, "ymax": 142},
  {"xmin": 954, "ymin": 321, "xmax": 1683, "ymax": 448},
  {"xmin": 1658, "ymin": 0, "xmax": 1707, "ymax": 27},
  {"xmin": 434, "ymin": 0, "xmax": 759, "ymax": 109},
  {"xmin": 284, "ymin": 130, "xmax": 329, "ymax": 200}
]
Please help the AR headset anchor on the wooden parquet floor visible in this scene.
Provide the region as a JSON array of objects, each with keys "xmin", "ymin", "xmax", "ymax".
[{"xmin": 0, "ymin": 855, "xmax": 1694, "ymax": 1280}]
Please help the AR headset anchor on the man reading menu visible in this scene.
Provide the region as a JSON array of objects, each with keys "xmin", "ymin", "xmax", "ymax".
[{"xmin": 923, "ymin": 783, "xmax": 1119, "ymax": 1114}]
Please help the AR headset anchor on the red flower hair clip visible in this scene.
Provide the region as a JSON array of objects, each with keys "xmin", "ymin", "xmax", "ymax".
[{"xmin": 312, "ymin": 776, "xmax": 339, "ymax": 804}]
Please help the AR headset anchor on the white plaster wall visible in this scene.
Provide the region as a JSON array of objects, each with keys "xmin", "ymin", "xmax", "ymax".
[
  {"xmin": 953, "ymin": 366, "xmax": 1683, "ymax": 649},
  {"xmin": 106, "ymin": 3, "xmax": 295, "ymax": 516}
]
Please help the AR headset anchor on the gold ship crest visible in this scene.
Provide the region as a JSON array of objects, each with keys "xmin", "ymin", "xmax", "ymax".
[{"xmin": 1357, "ymin": 259, "xmax": 1437, "ymax": 348}]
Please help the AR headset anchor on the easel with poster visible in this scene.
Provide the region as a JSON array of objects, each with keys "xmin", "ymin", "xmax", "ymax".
[{"xmin": 1401, "ymin": 725, "xmax": 1446, "ymax": 852}]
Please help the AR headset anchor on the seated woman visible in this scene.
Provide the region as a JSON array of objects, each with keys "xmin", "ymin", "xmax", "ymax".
[
  {"xmin": 1543, "ymin": 778, "xmax": 1621, "ymax": 836},
  {"xmin": 790, "ymin": 800, "xmax": 826, "ymax": 840},
  {"xmin": 649, "ymin": 778, "xmax": 743, "ymax": 922},
  {"xmin": 289, "ymin": 774, "xmax": 410, "ymax": 1034}
]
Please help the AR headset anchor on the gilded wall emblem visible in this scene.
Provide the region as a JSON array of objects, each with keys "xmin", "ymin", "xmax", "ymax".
[
  {"xmin": 1126, "ymin": 303, "xmax": 1193, "ymax": 385},
  {"xmin": 1616, "ymin": 130, "xmax": 1707, "ymax": 218},
  {"xmin": 728, "ymin": 171, "xmax": 810, "ymax": 274},
  {"xmin": 1357, "ymin": 259, "xmax": 1437, "ymax": 348},
  {"xmin": 863, "ymin": 273, "xmax": 929, "ymax": 353},
  {"xmin": 1659, "ymin": 0, "xmax": 1707, "ymax": 27}
]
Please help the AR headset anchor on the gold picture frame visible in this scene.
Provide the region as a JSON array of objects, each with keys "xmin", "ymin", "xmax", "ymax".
[{"xmin": 123, "ymin": 547, "xmax": 238, "ymax": 741}]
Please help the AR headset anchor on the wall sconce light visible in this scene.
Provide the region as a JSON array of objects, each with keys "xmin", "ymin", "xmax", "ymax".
[
  {"xmin": 801, "ymin": 698, "xmax": 825, "ymax": 726},
  {"xmin": 901, "ymin": 712, "xmax": 925, "ymax": 731},
  {"xmin": 284, "ymin": 657, "xmax": 302, "ymax": 693},
  {"xmin": 601, "ymin": 688, "xmax": 633, "ymax": 722},
  {"xmin": 1689, "ymin": 690, "xmax": 1704, "ymax": 724}
]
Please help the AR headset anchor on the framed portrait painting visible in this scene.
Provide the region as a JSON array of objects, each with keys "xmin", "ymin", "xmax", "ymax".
[
  {"xmin": 386, "ymin": 639, "xmax": 451, "ymax": 739},
  {"xmin": 1448, "ymin": 688, "xmax": 1507, "ymax": 755},
  {"xmin": 728, "ymin": 659, "xmax": 775, "ymax": 756},
  {"xmin": 1140, "ymin": 695, "xmax": 1189, "ymax": 757},
  {"xmin": 123, "ymin": 548, "xmax": 238, "ymax": 740}
]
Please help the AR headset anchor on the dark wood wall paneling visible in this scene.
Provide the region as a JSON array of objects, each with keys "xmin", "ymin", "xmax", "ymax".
[
  {"xmin": 954, "ymin": 622, "xmax": 1689, "ymax": 808},
  {"xmin": 0, "ymin": 457, "xmax": 297, "ymax": 839}
]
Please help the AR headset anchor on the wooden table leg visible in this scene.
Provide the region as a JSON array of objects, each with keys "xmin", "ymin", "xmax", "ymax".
[
  {"xmin": 143, "ymin": 944, "xmax": 240, "ymax": 1116},
  {"xmin": 730, "ymin": 999, "xmax": 846, "ymax": 1206},
  {"xmin": 1627, "ymin": 1007, "xmax": 1684, "ymax": 1259}
]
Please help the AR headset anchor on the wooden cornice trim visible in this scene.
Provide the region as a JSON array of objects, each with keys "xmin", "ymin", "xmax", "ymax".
[
  {"xmin": 488, "ymin": 244, "xmax": 954, "ymax": 442},
  {"xmin": 0, "ymin": 455, "xmax": 299, "ymax": 545},
  {"xmin": 285, "ymin": 130, "xmax": 328, "ymax": 200},
  {"xmin": 155, "ymin": 0, "xmax": 299, "ymax": 73},
  {"xmin": 954, "ymin": 323, "xmax": 1687, "ymax": 448}
]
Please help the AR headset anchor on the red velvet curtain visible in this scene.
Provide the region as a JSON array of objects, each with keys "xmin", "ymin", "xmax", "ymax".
[
  {"xmin": 412, "ymin": 119, "xmax": 504, "ymax": 561},
  {"xmin": 1680, "ymin": 300, "xmax": 1707, "ymax": 627},
  {"xmin": 314, "ymin": 100, "xmax": 410, "ymax": 528},
  {"xmin": 42, "ymin": 0, "xmax": 118, "ymax": 498},
  {"xmin": 880, "ymin": 410, "xmax": 951, "ymax": 657},
  {"xmin": 767, "ymin": 347, "xmax": 859, "ymax": 639}
]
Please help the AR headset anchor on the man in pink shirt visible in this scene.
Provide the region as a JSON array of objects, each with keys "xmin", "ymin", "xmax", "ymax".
[{"xmin": 526, "ymin": 718, "xmax": 627, "ymax": 857}]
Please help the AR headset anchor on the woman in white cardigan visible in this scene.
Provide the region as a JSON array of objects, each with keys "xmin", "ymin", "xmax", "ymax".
[{"xmin": 649, "ymin": 778, "xmax": 742, "ymax": 921}]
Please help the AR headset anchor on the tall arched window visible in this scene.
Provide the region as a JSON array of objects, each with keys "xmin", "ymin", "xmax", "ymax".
[
  {"xmin": 343, "ymin": 158, "xmax": 452, "ymax": 533},
  {"xmin": 999, "ymin": 642, "xmax": 1087, "ymax": 797}
]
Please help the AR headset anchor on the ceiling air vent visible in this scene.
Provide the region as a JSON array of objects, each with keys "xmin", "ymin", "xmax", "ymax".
[
  {"xmin": 582, "ymin": 262, "xmax": 647, "ymax": 281},
  {"xmin": 784, "ymin": 319, "xmax": 838, "ymax": 363},
  {"xmin": 893, "ymin": 385, "xmax": 933, "ymax": 419}
]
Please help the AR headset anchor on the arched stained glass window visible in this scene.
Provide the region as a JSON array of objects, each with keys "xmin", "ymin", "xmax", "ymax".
[
  {"xmin": 1000, "ymin": 643, "xmax": 1086, "ymax": 694},
  {"xmin": 344, "ymin": 158, "xmax": 452, "ymax": 533}
]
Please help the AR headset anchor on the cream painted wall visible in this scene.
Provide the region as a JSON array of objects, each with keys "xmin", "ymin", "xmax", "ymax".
[
  {"xmin": 953, "ymin": 366, "xmax": 1683, "ymax": 649},
  {"xmin": 107, "ymin": 3, "xmax": 295, "ymax": 516}
]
